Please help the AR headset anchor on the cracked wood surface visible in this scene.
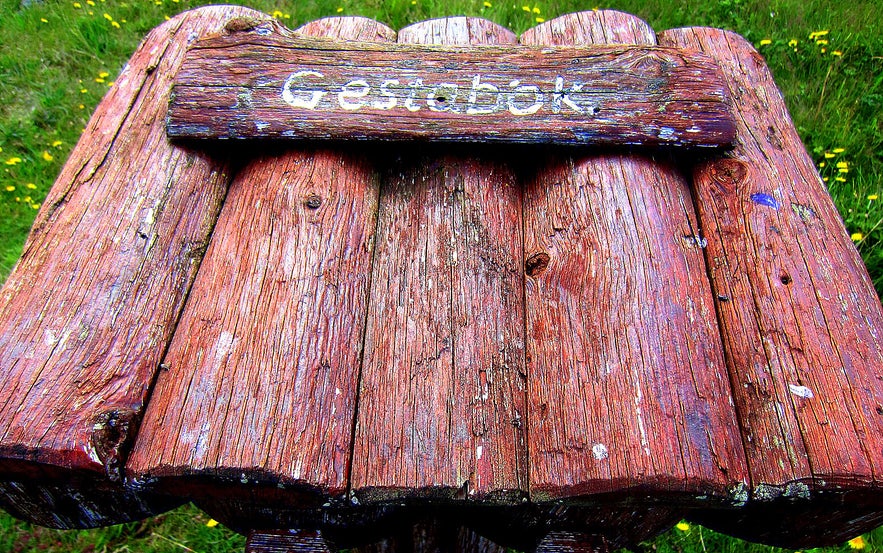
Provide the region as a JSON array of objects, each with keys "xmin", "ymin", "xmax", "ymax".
[
  {"xmin": 520, "ymin": 11, "xmax": 747, "ymax": 503},
  {"xmin": 349, "ymin": 16, "xmax": 529, "ymax": 504},
  {"xmin": 659, "ymin": 27, "xmax": 883, "ymax": 548},
  {"xmin": 166, "ymin": 31, "xmax": 736, "ymax": 148},
  {"xmin": 0, "ymin": 5, "xmax": 266, "ymax": 528},
  {"xmin": 0, "ymin": 7, "xmax": 882, "ymax": 550},
  {"xmin": 126, "ymin": 16, "xmax": 395, "ymax": 507}
]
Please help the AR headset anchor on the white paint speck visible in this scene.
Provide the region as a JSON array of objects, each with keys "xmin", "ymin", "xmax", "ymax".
[
  {"xmin": 476, "ymin": 445, "xmax": 483, "ymax": 460},
  {"xmin": 789, "ymin": 384, "xmax": 814, "ymax": 399},
  {"xmin": 592, "ymin": 443, "xmax": 609, "ymax": 461},
  {"xmin": 334, "ymin": 388, "xmax": 341, "ymax": 396},
  {"xmin": 658, "ymin": 127, "xmax": 677, "ymax": 141},
  {"xmin": 215, "ymin": 331, "xmax": 235, "ymax": 360}
]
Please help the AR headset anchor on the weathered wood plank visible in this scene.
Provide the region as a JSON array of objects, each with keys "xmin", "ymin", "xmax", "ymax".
[
  {"xmin": 0, "ymin": 5, "xmax": 266, "ymax": 528},
  {"xmin": 167, "ymin": 30, "xmax": 736, "ymax": 148},
  {"xmin": 125, "ymin": 16, "xmax": 393, "ymax": 511},
  {"xmin": 659, "ymin": 27, "xmax": 883, "ymax": 547},
  {"xmin": 520, "ymin": 11, "xmax": 748, "ymax": 504},
  {"xmin": 349, "ymin": 17, "xmax": 529, "ymax": 504}
]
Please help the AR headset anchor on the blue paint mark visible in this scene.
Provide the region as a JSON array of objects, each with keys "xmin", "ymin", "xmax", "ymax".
[{"xmin": 750, "ymin": 192, "xmax": 780, "ymax": 210}]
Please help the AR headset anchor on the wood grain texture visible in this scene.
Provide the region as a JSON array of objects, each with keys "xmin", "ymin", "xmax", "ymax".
[
  {"xmin": 349, "ymin": 17, "xmax": 529, "ymax": 504},
  {"xmin": 167, "ymin": 31, "xmax": 736, "ymax": 148},
  {"xmin": 520, "ymin": 11, "xmax": 748, "ymax": 502},
  {"xmin": 126, "ymin": 17, "xmax": 393, "ymax": 506},
  {"xmin": 0, "ymin": 5, "xmax": 266, "ymax": 528},
  {"xmin": 659, "ymin": 27, "xmax": 883, "ymax": 547}
]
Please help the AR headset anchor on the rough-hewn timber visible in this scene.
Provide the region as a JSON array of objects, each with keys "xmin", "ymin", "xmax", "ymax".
[
  {"xmin": 167, "ymin": 30, "xmax": 736, "ymax": 148},
  {"xmin": 350, "ymin": 16, "xmax": 529, "ymax": 506},
  {"xmin": 0, "ymin": 5, "xmax": 268, "ymax": 528},
  {"xmin": 126, "ymin": 15, "xmax": 394, "ymax": 519},
  {"xmin": 659, "ymin": 27, "xmax": 883, "ymax": 548},
  {"xmin": 520, "ymin": 11, "xmax": 748, "ymax": 512}
]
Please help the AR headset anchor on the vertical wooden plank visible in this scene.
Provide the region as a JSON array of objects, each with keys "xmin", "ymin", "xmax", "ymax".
[
  {"xmin": 125, "ymin": 17, "xmax": 394, "ymax": 514},
  {"xmin": 521, "ymin": 11, "xmax": 748, "ymax": 502},
  {"xmin": 0, "ymin": 5, "xmax": 267, "ymax": 528},
  {"xmin": 659, "ymin": 27, "xmax": 883, "ymax": 547},
  {"xmin": 350, "ymin": 17, "xmax": 528, "ymax": 503}
]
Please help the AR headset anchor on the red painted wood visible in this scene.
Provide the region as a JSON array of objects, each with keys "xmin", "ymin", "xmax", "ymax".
[
  {"xmin": 349, "ymin": 17, "xmax": 529, "ymax": 503},
  {"xmin": 126, "ymin": 17, "xmax": 394, "ymax": 506},
  {"xmin": 0, "ymin": 5, "xmax": 266, "ymax": 528},
  {"xmin": 659, "ymin": 27, "xmax": 883, "ymax": 547},
  {"xmin": 167, "ymin": 30, "xmax": 736, "ymax": 148},
  {"xmin": 520, "ymin": 11, "xmax": 748, "ymax": 502}
]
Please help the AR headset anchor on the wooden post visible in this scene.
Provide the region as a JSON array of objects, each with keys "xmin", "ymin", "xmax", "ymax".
[
  {"xmin": 659, "ymin": 27, "xmax": 883, "ymax": 548},
  {"xmin": 0, "ymin": 5, "xmax": 268, "ymax": 528},
  {"xmin": 519, "ymin": 10, "xmax": 748, "ymax": 517},
  {"xmin": 125, "ymin": 15, "xmax": 395, "ymax": 525},
  {"xmin": 349, "ymin": 17, "xmax": 530, "ymax": 507}
]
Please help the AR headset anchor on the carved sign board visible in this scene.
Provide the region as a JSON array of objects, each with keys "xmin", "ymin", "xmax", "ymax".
[{"xmin": 167, "ymin": 25, "xmax": 736, "ymax": 148}]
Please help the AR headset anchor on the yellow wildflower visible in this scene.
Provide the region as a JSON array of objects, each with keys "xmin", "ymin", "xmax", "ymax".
[
  {"xmin": 833, "ymin": 147, "xmax": 845, "ymax": 153},
  {"xmin": 99, "ymin": 71, "xmax": 110, "ymax": 78},
  {"xmin": 86, "ymin": 0, "xmax": 94, "ymax": 5},
  {"xmin": 816, "ymin": 39, "xmax": 828, "ymax": 45},
  {"xmin": 26, "ymin": 183, "xmax": 37, "ymax": 189},
  {"xmin": 4, "ymin": 185, "xmax": 14, "ymax": 192},
  {"xmin": 336, "ymin": 6, "xmax": 343, "ymax": 12},
  {"xmin": 73, "ymin": 1, "xmax": 81, "ymax": 6},
  {"xmin": 5, "ymin": 157, "xmax": 22, "ymax": 165},
  {"xmin": 832, "ymin": 50, "xmax": 843, "ymax": 56},
  {"xmin": 788, "ymin": 39, "xmax": 798, "ymax": 47},
  {"xmin": 851, "ymin": 232, "xmax": 863, "ymax": 242},
  {"xmin": 836, "ymin": 161, "xmax": 848, "ymax": 169},
  {"xmin": 107, "ymin": 81, "xmax": 115, "ymax": 87},
  {"xmin": 206, "ymin": 519, "xmax": 219, "ymax": 528},
  {"xmin": 272, "ymin": 9, "xmax": 283, "ymax": 18},
  {"xmin": 808, "ymin": 30, "xmax": 829, "ymax": 39},
  {"xmin": 41, "ymin": 17, "xmax": 48, "ymax": 23},
  {"xmin": 824, "ymin": 152, "xmax": 835, "ymax": 159},
  {"xmin": 103, "ymin": 12, "xmax": 112, "ymax": 20},
  {"xmin": 819, "ymin": 162, "xmax": 826, "ymax": 168},
  {"xmin": 535, "ymin": 17, "xmax": 544, "ymax": 22},
  {"xmin": 522, "ymin": 5, "xmax": 531, "ymax": 11},
  {"xmin": 41, "ymin": 151, "xmax": 53, "ymax": 162},
  {"xmin": 111, "ymin": 21, "xmax": 120, "ymax": 28},
  {"xmin": 78, "ymin": 103, "xmax": 86, "ymax": 109},
  {"xmin": 759, "ymin": 39, "xmax": 772, "ymax": 46},
  {"xmin": 30, "ymin": 203, "xmax": 40, "ymax": 210},
  {"xmin": 532, "ymin": 6, "xmax": 540, "ymax": 13},
  {"xmin": 868, "ymin": 195, "xmax": 878, "ymax": 201},
  {"xmin": 835, "ymin": 176, "xmax": 847, "ymax": 182},
  {"xmin": 483, "ymin": 1, "xmax": 491, "ymax": 6},
  {"xmin": 676, "ymin": 522, "xmax": 690, "ymax": 531},
  {"xmin": 95, "ymin": 77, "xmax": 105, "ymax": 83}
]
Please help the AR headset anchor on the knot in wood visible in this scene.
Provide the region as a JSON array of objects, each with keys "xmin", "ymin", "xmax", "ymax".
[
  {"xmin": 224, "ymin": 16, "xmax": 265, "ymax": 34},
  {"xmin": 708, "ymin": 158, "xmax": 749, "ymax": 193},
  {"xmin": 525, "ymin": 252, "xmax": 551, "ymax": 277},
  {"xmin": 304, "ymin": 194, "xmax": 323, "ymax": 209}
]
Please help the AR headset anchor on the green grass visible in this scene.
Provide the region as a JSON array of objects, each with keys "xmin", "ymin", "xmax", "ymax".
[{"xmin": 1, "ymin": 0, "xmax": 882, "ymax": 551}]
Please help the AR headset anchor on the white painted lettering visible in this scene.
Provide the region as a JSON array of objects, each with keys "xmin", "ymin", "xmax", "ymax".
[
  {"xmin": 373, "ymin": 79, "xmax": 399, "ymax": 110},
  {"xmin": 466, "ymin": 75, "xmax": 502, "ymax": 115},
  {"xmin": 506, "ymin": 79, "xmax": 544, "ymax": 116},
  {"xmin": 282, "ymin": 70, "xmax": 326, "ymax": 109},
  {"xmin": 404, "ymin": 79, "xmax": 423, "ymax": 112},
  {"xmin": 338, "ymin": 79, "xmax": 370, "ymax": 110}
]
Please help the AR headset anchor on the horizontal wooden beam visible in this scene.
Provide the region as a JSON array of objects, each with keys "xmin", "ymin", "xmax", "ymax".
[{"xmin": 166, "ymin": 22, "xmax": 736, "ymax": 148}]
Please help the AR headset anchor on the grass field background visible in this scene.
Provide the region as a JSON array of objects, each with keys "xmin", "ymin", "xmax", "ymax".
[{"xmin": 0, "ymin": 0, "xmax": 882, "ymax": 550}]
